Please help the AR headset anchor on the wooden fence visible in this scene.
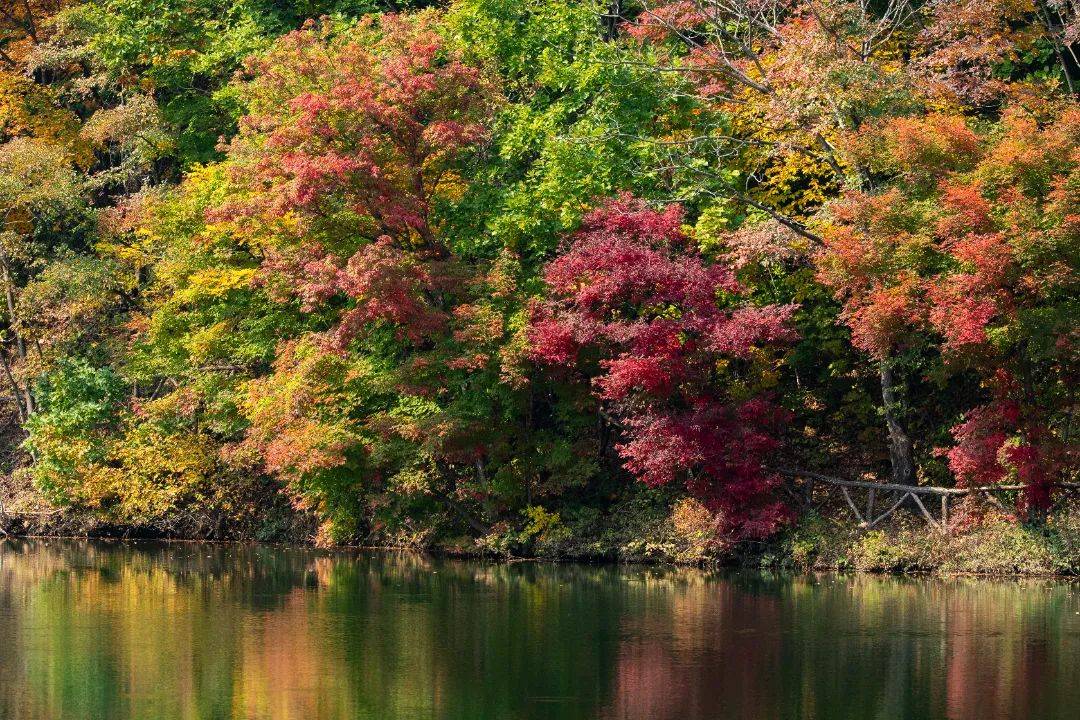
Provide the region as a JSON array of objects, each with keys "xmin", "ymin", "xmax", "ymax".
[{"xmin": 776, "ymin": 468, "xmax": 1080, "ymax": 533}]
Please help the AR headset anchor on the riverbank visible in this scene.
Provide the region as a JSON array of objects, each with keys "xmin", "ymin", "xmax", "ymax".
[
  {"xmin": 5, "ymin": 478, "xmax": 1078, "ymax": 576},
  {"xmin": 452, "ymin": 497, "xmax": 1080, "ymax": 576}
]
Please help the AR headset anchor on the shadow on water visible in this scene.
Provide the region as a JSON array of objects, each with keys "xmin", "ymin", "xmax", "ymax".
[{"xmin": 0, "ymin": 538, "xmax": 1077, "ymax": 720}]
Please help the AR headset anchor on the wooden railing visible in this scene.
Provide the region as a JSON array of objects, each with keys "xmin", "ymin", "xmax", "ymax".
[{"xmin": 776, "ymin": 468, "xmax": 1080, "ymax": 533}]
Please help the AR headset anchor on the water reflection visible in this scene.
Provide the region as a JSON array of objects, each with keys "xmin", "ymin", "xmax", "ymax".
[{"xmin": 0, "ymin": 540, "xmax": 1076, "ymax": 719}]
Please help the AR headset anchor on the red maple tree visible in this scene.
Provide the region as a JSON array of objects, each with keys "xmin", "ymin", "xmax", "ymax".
[{"xmin": 531, "ymin": 195, "xmax": 798, "ymax": 538}]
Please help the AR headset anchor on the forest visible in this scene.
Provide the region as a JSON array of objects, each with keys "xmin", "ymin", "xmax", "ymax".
[{"xmin": 0, "ymin": 0, "xmax": 1076, "ymax": 569}]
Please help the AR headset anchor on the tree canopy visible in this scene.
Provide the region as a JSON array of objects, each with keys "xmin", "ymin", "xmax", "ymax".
[{"xmin": 0, "ymin": 0, "xmax": 1075, "ymax": 547}]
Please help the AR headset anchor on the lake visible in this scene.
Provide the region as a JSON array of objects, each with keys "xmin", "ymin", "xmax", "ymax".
[{"xmin": 0, "ymin": 539, "xmax": 1077, "ymax": 719}]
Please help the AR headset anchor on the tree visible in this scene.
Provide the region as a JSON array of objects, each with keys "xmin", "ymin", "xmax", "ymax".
[
  {"xmin": 197, "ymin": 12, "xmax": 505, "ymax": 540},
  {"xmin": 54, "ymin": 2, "xmax": 708, "ymax": 542},
  {"xmin": 531, "ymin": 195, "xmax": 797, "ymax": 538},
  {"xmin": 816, "ymin": 107, "xmax": 1079, "ymax": 510},
  {"xmin": 0, "ymin": 137, "xmax": 80, "ymax": 421},
  {"xmin": 221, "ymin": 12, "xmax": 495, "ymax": 322}
]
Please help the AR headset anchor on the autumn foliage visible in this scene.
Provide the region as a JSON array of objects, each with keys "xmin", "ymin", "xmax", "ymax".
[
  {"xmin": 531, "ymin": 196, "xmax": 797, "ymax": 538},
  {"xmin": 818, "ymin": 108, "xmax": 1079, "ymax": 509},
  {"xmin": 2, "ymin": 0, "xmax": 1077, "ymax": 548}
]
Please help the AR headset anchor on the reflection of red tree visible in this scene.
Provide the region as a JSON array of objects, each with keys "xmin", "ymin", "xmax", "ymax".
[
  {"xmin": 604, "ymin": 639, "xmax": 689, "ymax": 720},
  {"xmin": 239, "ymin": 587, "xmax": 354, "ymax": 719},
  {"xmin": 1016, "ymin": 630, "xmax": 1052, "ymax": 718},
  {"xmin": 945, "ymin": 596, "xmax": 987, "ymax": 720},
  {"xmin": 601, "ymin": 579, "xmax": 782, "ymax": 720},
  {"xmin": 944, "ymin": 583, "xmax": 1060, "ymax": 720}
]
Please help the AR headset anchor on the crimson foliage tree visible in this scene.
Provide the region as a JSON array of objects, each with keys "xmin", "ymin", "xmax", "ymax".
[{"xmin": 530, "ymin": 195, "xmax": 797, "ymax": 538}]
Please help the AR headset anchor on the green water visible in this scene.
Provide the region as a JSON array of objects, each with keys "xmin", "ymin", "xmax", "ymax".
[{"xmin": 0, "ymin": 540, "xmax": 1077, "ymax": 719}]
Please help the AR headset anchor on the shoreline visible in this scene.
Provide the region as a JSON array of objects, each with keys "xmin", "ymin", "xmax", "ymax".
[
  {"xmin": 5, "ymin": 522, "xmax": 1078, "ymax": 579},
  {"xmin": 5, "ymin": 477, "xmax": 1078, "ymax": 578}
]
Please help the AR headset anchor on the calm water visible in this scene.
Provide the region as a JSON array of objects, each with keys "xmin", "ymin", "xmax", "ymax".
[{"xmin": 0, "ymin": 540, "xmax": 1078, "ymax": 720}]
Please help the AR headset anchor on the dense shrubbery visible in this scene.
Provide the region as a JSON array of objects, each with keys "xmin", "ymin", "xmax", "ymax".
[{"xmin": 0, "ymin": 1, "xmax": 1076, "ymax": 553}]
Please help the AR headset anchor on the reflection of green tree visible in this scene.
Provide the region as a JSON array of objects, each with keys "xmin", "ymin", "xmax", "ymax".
[{"xmin": 315, "ymin": 554, "xmax": 631, "ymax": 719}]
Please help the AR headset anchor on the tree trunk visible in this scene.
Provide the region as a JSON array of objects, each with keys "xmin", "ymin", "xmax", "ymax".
[
  {"xmin": 0, "ymin": 252, "xmax": 25, "ymax": 360},
  {"xmin": 603, "ymin": 1, "xmax": 622, "ymax": 41},
  {"xmin": 434, "ymin": 462, "xmax": 490, "ymax": 535},
  {"xmin": 0, "ymin": 252, "xmax": 32, "ymax": 416},
  {"xmin": 880, "ymin": 359, "xmax": 914, "ymax": 485},
  {"xmin": 0, "ymin": 350, "xmax": 28, "ymax": 423}
]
